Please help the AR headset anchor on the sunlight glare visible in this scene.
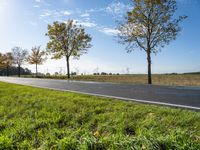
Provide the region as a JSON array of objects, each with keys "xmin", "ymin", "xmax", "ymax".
[{"xmin": 0, "ymin": 0, "xmax": 9, "ymax": 17}]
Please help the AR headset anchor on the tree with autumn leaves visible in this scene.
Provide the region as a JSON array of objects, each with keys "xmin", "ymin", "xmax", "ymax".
[
  {"xmin": 46, "ymin": 20, "xmax": 92, "ymax": 78},
  {"xmin": 1, "ymin": 46, "xmax": 45, "ymax": 77},
  {"xmin": 0, "ymin": 52, "xmax": 14, "ymax": 76},
  {"xmin": 0, "ymin": 53, "xmax": 6, "ymax": 69},
  {"xmin": 117, "ymin": 0, "xmax": 187, "ymax": 84},
  {"xmin": 27, "ymin": 46, "xmax": 46, "ymax": 77}
]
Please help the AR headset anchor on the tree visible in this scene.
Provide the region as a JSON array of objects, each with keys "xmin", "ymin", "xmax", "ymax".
[
  {"xmin": 0, "ymin": 53, "xmax": 6, "ymax": 70},
  {"xmin": 0, "ymin": 66, "xmax": 32, "ymax": 76},
  {"xmin": 12, "ymin": 47, "xmax": 28, "ymax": 77},
  {"xmin": 46, "ymin": 20, "xmax": 92, "ymax": 78},
  {"xmin": 118, "ymin": 0, "xmax": 186, "ymax": 84},
  {"xmin": 27, "ymin": 46, "xmax": 46, "ymax": 77},
  {"xmin": 4, "ymin": 53, "xmax": 13, "ymax": 76}
]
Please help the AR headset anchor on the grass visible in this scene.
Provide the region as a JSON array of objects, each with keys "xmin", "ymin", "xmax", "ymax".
[
  {"xmin": 0, "ymin": 82, "xmax": 199, "ymax": 149},
  {"xmin": 21, "ymin": 74, "xmax": 200, "ymax": 87}
]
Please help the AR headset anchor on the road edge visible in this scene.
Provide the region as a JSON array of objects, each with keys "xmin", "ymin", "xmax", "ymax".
[{"xmin": 1, "ymin": 80, "xmax": 199, "ymax": 111}]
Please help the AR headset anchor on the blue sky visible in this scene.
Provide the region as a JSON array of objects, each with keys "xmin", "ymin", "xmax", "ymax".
[{"xmin": 0, "ymin": 0, "xmax": 200, "ymax": 74}]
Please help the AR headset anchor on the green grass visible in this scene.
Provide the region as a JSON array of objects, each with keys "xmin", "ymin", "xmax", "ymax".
[{"xmin": 0, "ymin": 82, "xmax": 199, "ymax": 149}]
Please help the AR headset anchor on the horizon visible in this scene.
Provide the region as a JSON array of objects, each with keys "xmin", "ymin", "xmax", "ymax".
[{"xmin": 0, "ymin": 0, "xmax": 200, "ymax": 74}]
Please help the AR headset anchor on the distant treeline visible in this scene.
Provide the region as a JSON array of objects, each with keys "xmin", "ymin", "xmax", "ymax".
[
  {"xmin": 0, "ymin": 66, "xmax": 32, "ymax": 76},
  {"xmin": 183, "ymin": 72, "xmax": 200, "ymax": 75}
]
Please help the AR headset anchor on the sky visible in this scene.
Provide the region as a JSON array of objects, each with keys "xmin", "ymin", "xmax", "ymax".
[{"xmin": 0, "ymin": 0, "xmax": 200, "ymax": 75}]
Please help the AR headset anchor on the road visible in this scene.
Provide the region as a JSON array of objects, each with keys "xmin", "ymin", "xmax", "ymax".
[{"xmin": 0, "ymin": 77, "xmax": 200, "ymax": 110}]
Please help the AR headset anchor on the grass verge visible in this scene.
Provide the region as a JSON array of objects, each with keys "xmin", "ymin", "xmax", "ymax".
[{"xmin": 0, "ymin": 82, "xmax": 199, "ymax": 149}]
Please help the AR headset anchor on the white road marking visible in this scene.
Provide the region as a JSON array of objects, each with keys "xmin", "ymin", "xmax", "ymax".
[{"xmin": 3, "ymin": 81, "xmax": 199, "ymax": 111}]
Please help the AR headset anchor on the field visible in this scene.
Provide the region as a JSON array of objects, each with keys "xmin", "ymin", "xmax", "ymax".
[
  {"xmin": 22, "ymin": 74, "xmax": 200, "ymax": 87},
  {"xmin": 0, "ymin": 82, "xmax": 200, "ymax": 149},
  {"xmin": 72, "ymin": 74, "xmax": 200, "ymax": 86}
]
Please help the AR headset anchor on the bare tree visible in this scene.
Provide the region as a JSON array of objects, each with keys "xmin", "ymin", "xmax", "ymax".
[
  {"xmin": 117, "ymin": 0, "xmax": 187, "ymax": 84},
  {"xmin": 12, "ymin": 47, "xmax": 28, "ymax": 77},
  {"xmin": 46, "ymin": 20, "xmax": 92, "ymax": 78},
  {"xmin": 27, "ymin": 46, "xmax": 46, "ymax": 77}
]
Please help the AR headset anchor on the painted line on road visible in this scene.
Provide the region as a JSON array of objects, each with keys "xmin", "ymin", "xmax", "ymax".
[{"xmin": 4, "ymin": 81, "xmax": 199, "ymax": 111}]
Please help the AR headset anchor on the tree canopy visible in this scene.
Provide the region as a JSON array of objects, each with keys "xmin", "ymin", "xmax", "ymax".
[
  {"xmin": 27, "ymin": 46, "xmax": 46, "ymax": 65},
  {"xmin": 0, "ymin": 53, "xmax": 6, "ymax": 69},
  {"xmin": 12, "ymin": 47, "xmax": 28, "ymax": 66},
  {"xmin": 46, "ymin": 20, "xmax": 92, "ymax": 60}
]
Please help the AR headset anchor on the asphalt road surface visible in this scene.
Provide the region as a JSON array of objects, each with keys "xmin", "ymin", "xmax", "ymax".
[{"xmin": 0, "ymin": 77, "xmax": 200, "ymax": 110}]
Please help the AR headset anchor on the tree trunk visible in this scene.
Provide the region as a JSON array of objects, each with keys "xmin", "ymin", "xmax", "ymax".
[
  {"xmin": 36, "ymin": 63, "xmax": 38, "ymax": 77},
  {"xmin": 6, "ymin": 66, "xmax": 9, "ymax": 76},
  {"xmin": 18, "ymin": 65, "xmax": 21, "ymax": 77},
  {"xmin": 147, "ymin": 51, "xmax": 152, "ymax": 84},
  {"xmin": 66, "ymin": 56, "xmax": 70, "ymax": 79}
]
